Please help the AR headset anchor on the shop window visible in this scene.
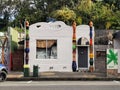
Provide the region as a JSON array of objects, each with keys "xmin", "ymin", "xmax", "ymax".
[{"xmin": 36, "ymin": 40, "xmax": 57, "ymax": 59}]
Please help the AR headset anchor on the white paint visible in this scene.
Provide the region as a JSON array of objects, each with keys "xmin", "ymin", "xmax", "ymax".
[
  {"xmin": 27, "ymin": 80, "xmax": 33, "ymax": 84},
  {"xmin": 114, "ymin": 39, "xmax": 120, "ymax": 49},
  {"xmin": 29, "ymin": 21, "xmax": 94, "ymax": 72},
  {"xmin": 118, "ymin": 49, "xmax": 120, "ymax": 73},
  {"xmin": 113, "ymin": 80, "xmax": 120, "ymax": 83},
  {"xmin": 76, "ymin": 25, "xmax": 95, "ymax": 69},
  {"xmin": 113, "ymin": 39, "xmax": 120, "ymax": 73},
  {"xmin": 29, "ymin": 21, "xmax": 72, "ymax": 72}
]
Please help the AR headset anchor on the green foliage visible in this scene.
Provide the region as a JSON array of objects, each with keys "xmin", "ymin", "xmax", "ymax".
[
  {"xmin": 106, "ymin": 22, "xmax": 112, "ymax": 30},
  {"xmin": 76, "ymin": 16, "xmax": 82, "ymax": 25},
  {"xmin": 75, "ymin": 0, "xmax": 93, "ymax": 24},
  {"xmin": 51, "ymin": 7, "xmax": 76, "ymax": 24},
  {"xmin": 0, "ymin": 0, "xmax": 120, "ymax": 29},
  {"xmin": 0, "ymin": 27, "xmax": 7, "ymax": 31}
]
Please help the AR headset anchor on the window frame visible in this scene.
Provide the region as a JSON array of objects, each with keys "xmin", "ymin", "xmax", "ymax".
[{"xmin": 36, "ymin": 39, "xmax": 57, "ymax": 60}]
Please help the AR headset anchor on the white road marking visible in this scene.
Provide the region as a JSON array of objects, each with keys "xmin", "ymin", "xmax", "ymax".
[
  {"xmin": 113, "ymin": 80, "xmax": 120, "ymax": 83},
  {"xmin": 27, "ymin": 80, "xmax": 32, "ymax": 84}
]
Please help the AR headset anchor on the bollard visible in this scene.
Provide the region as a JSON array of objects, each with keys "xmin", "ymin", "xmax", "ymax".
[
  {"xmin": 33, "ymin": 65, "xmax": 39, "ymax": 77},
  {"xmin": 23, "ymin": 65, "xmax": 30, "ymax": 77}
]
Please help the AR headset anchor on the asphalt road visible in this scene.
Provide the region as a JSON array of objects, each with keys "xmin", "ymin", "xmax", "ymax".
[{"xmin": 0, "ymin": 81, "xmax": 120, "ymax": 90}]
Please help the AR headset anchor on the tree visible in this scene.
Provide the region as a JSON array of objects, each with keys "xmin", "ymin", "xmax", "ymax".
[
  {"xmin": 0, "ymin": 0, "xmax": 11, "ymax": 31},
  {"xmin": 91, "ymin": 2, "xmax": 113, "ymax": 29},
  {"xmin": 104, "ymin": 0, "xmax": 120, "ymax": 10},
  {"xmin": 51, "ymin": 7, "xmax": 76, "ymax": 25},
  {"xmin": 75, "ymin": 0, "xmax": 94, "ymax": 24},
  {"xmin": 0, "ymin": 0, "xmax": 22, "ymax": 31},
  {"xmin": 1, "ymin": 0, "xmax": 120, "ymax": 30},
  {"xmin": 75, "ymin": 0, "xmax": 116, "ymax": 29}
]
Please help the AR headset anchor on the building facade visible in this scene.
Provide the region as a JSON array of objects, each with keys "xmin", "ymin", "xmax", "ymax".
[{"xmin": 29, "ymin": 21, "xmax": 94, "ymax": 72}]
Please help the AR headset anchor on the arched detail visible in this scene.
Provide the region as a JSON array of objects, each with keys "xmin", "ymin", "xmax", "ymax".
[{"xmin": 77, "ymin": 37, "xmax": 89, "ymax": 45}]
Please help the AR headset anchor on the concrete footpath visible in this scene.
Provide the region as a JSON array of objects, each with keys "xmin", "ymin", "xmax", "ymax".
[{"xmin": 6, "ymin": 71, "xmax": 120, "ymax": 81}]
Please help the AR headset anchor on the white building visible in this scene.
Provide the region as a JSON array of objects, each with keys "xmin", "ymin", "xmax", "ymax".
[{"xmin": 29, "ymin": 21, "xmax": 94, "ymax": 72}]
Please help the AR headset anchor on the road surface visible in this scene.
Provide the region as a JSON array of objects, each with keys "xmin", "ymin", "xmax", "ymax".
[{"xmin": 0, "ymin": 81, "xmax": 120, "ymax": 90}]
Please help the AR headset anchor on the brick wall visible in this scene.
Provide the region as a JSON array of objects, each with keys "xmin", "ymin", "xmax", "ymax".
[
  {"xmin": 94, "ymin": 45, "xmax": 107, "ymax": 73},
  {"xmin": 95, "ymin": 57, "xmax": 106, "ymax": 73},
  {"xmin": 12, "ymin": 49, "xmax": 24, "ymax": 71}
]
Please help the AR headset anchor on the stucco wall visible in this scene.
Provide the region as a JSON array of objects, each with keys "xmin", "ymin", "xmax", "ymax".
[
  {"xmin": 76, "ymin": 25, "xmax": 94, "ymax": 70},
  {"xmin": 114, "ymin": 39, "xmax": 120, "ymax": 73},
  {"xmin": 114, "ymin": 39, "xmax": 120, "ymax": 49},
  {"xmin": 29, "ymin": 21, "xmax": 73, "ymax": 72},
  {"xmin": 118, "ymin": 49, "xmax": 120, "ymax": 73},
  {"xmin": 29, "ymin": 21, "xmax": 94, "ymax": 72}
]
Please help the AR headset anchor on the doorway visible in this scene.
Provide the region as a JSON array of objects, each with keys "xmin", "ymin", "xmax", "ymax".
[{"xmin": 78, "ymin": 46, "xmax": 88, "ymax": 69}]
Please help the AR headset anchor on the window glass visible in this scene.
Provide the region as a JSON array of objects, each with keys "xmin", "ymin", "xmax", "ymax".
[{"xmin": 36, "ymin": 40, "xmax": 57, "ymax": 59}]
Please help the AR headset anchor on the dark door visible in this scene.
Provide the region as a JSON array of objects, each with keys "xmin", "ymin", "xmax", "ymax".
[{"xmin": 78, "ymin": 47, "xmax": 88, "ymax": 68}]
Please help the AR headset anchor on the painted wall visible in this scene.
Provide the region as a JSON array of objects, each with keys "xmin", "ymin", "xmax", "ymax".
[
  {"xmin": 76, "ymin": 25, "xmax": 94, "ymax": 70},
  {"xmin": 118, "ymin": 49, "xmax": 120, "ymax": 73},
  {"xmin": 29, "ymin": 21, "xmax": 73, "ymax": 72},
  {"xmin": 9, "ymin": 27, "xmax": 19, "ymax": 52},
  {"xmin": 114, "ymin": 39, "xmax": 120, "ymax": 73},
  {"xmin": 29, "ymin": 21, "xmax": 94, "ymax": 72},
  {"xmin": 114, "ymin": 39, "xmax": 120, "ymax": 49}
]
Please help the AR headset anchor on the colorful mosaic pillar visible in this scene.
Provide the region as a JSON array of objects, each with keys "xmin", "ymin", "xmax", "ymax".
[
  {"xmin": 24, "ymin": 20, "xmax": 30, "ymax": 77},
  {"xmin": 89, "ymin": 21, "xmax": 94, "ymax": 72},
  {"xmin": 72, "ymin": 21, "xmax": 77, "ymax": 72}
]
